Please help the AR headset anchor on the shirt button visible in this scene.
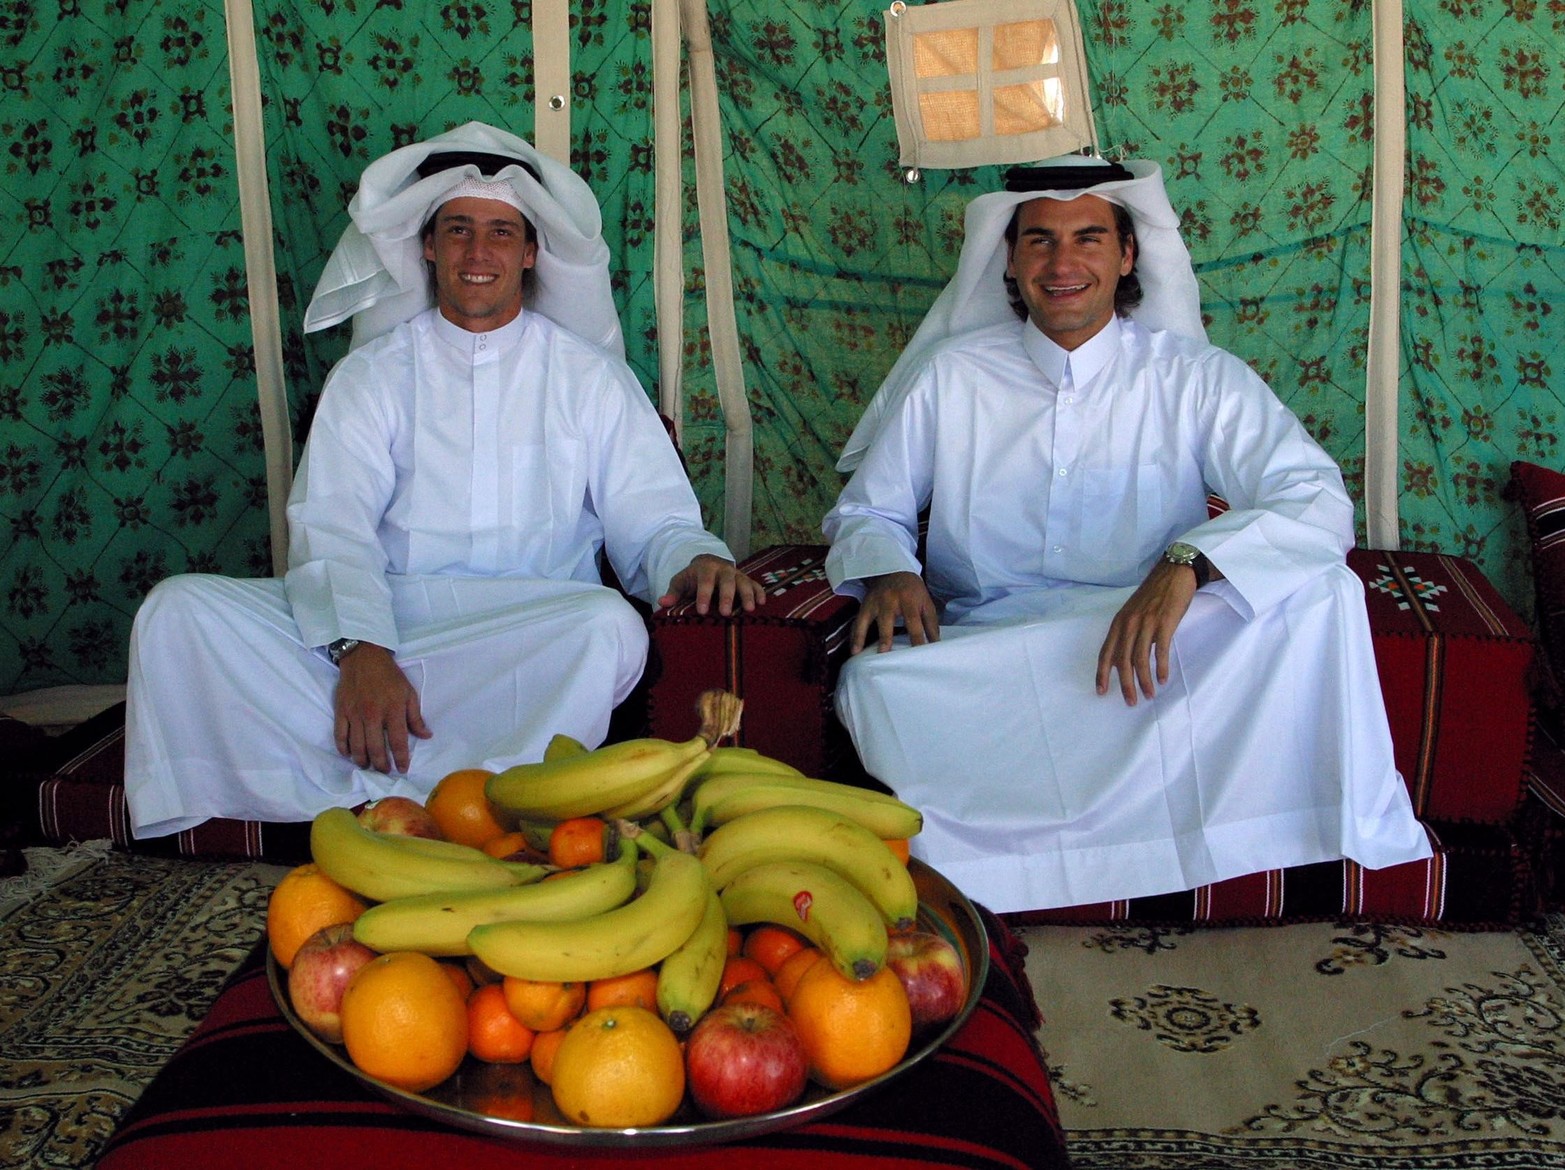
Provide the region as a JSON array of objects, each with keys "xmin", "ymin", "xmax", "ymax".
[
  {"xmin": 1057, "ymin": 467, "xmax": 1068, "ymax": 477},
  {"xmin": 1063, "ymin": 395, "xmax": 1074, "ymax": 405},
  {"xmin": 1052, "ymin": 545, "xmax": 1064, "ymax": 554}
]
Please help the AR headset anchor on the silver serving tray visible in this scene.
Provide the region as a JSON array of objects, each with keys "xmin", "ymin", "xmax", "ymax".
[{"xmin": 267, "ymin": 858, "xmax": 988, "ymax": 1148}]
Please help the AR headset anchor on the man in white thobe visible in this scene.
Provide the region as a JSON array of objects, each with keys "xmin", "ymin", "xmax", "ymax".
[
  {"xmin": 824, "ymin": 158, "xmax": 1431, "ymax": 914},
  {"xmin": 124, "ymin": 124, "xmax": 760, "ymax": 839}
]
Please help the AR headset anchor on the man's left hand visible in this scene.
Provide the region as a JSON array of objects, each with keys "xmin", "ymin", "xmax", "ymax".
[
  {"xmin": 1095, "ymin": 560, "xmax": 1199, "ymax": 706},
  {"xmin": 658, "ymin": 553, "xmax": 765, "ymax": 616}
]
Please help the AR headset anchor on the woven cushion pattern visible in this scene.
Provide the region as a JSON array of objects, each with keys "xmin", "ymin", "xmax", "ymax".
[{"xmin": 97, "ymin": 908, "xmax": 1068, "ymax": 1170}]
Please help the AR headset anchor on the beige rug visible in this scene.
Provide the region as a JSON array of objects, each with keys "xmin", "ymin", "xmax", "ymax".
[
  {"xmin": 1019, "ymin": 915, "xmax": 1565, "ymax": 1168},
  {"xmin": 0, "ymin": 846, "xmax": 285, "ymax": 1170}
]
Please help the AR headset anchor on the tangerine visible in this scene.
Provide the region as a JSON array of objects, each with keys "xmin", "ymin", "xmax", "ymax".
[
  {"xmin": 503, "ymin": 976, "xmax": 586, "ymax": 1032},
  {"xmin": 742, "ymin": 924, "xmax": 808, "ymax": 975},
  {"xmin": 266, "ymin": 863, "xmax": 369, "ymax": 969},
  {"xmin": 883, "ymin": 837, "xmax": 912, "ymax": 865},
  {"xmin": 425, "ymin": 768, "xmax": 506, "ymax": 848},
  {"xmin": 718, "ymin": 956, "xmax": 769, "ymax": 999},
  {"xmin": 529, "ymin": 1026, "xmax": 568, "ymax": 1086},
  {"xmin": 481, "ymin": 830, "xmax": 542, "ymax": 861},
  {"xmin": 548, "ymin": 816, "xmax": 609, "ymax": 868},
  {"xmin": 550, "ymin": 1006, "xmax": 685, "ymax": 1128},
  {"xmin": 722, "ymin": 979, "xmax": 785, "ymax": 1014},
  {"xmin": 585, "ymin": 968, "xmax": 660, "ymax": 1013},
  {"xmin": 468, "ymin": 982, "xmax": 536, "ymax": 1064},
  {"xmin": 441, "ymin": 960, "xmax": 476, "ymax": 1000},
  {"xmin": 725, "ymin": 928, "xmax": 743, "ymax": 957},
  {"xmin": 464, "ymin": 1062, "xmax": 536, "ymax": 1122},
  {"xmin": 773, "ymin": 946, "xmax": 825, "ymax": 1003},
  {"xmin": 339, "ymin": 951, "xmax": 469, "ymax": 1092},
  {"xmin": 786, "ymin": 962, "xmax": 911, "ymax": 1090}
]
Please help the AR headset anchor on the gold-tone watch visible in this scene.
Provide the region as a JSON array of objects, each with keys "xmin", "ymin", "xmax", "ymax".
[{"xmin": 1163, "ymin": 541, "xmax": 1211, "ymax": 588}]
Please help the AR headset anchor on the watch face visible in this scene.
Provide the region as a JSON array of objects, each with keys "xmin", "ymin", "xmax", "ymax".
[{"xmin": 1166, "ymin": 542, "xmax": 1200, "ymax": 564}]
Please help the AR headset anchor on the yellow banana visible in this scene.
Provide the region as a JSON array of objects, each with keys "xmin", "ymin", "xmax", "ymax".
[
  {"xmin": 543, "ymin": 732, "xmax": 589, "ymax": 762},
  {"xmin": 718, "ymin": 859, "xmax": 889, "ymax": 982},
  {"xmin": 690, "ymin": 773, "xmax": 923, "ymax": 839},
  {"xmin": 351, "ymin": 852, "xmax": 638, "ymax": 957},
  {"xmin": 309, "ymin": 806, "xmax": 547, "ymax": 902},
  {"xmin": 687, "ymin": 746, "xmax": 804, "ymax": 780},
  {"xmin": 485, "ymin": 735, "xmax": 712, "ymax": 822},
  {"xmin": 654, "ymin": 884, "xmax": 728, "ymax": 1035},
  {"xmin": 467, "ymin": 848, "xmax": 711, "ymax": 982},
  {"xmin": 600, "ymin": 752, "xmax": 709, "ymax": 821},
  {"xmin": 698, "ymin": 805, "xmax": 919, "ymax": 930}
]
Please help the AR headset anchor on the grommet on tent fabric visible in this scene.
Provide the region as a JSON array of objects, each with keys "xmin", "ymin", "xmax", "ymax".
[
  {"xmin": 549, "ymin": 95, "xmax": 565, "ymax": 109},
  {"xmin": 889, "ymin": 1, "xmax": 906, "ymax": 15},
  {"xmin": 904, "ymin": 168, "xmax": 921, "ymax": 183}
]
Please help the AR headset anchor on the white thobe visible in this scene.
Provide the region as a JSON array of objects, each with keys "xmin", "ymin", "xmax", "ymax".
[
  {"xmin": 125, "ymin": 308, "xmax": 732, "ymax": 838},
  {"xmin": 824, "ymin": 316, "xmax": 1432, "ymax": 913}
]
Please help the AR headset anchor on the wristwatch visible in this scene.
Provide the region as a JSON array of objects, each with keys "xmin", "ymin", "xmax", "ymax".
[
  {"xmin": 1163, "ymin": 541, "xmax": 1212, "ymax": 589},
  {"xmin": 326, "ymin": 637, "xmax": 362, "ymax": 666}
]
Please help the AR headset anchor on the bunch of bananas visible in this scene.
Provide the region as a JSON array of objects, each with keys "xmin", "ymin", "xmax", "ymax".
[{"xmin": 305, "ymin": 690, "xmax": 927, "ymax": 1036}]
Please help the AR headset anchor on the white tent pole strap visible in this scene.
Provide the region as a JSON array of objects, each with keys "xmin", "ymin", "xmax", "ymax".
[
  {"xmin": 653, "ymin": 0, "xmax": 685, "ymax": 440},
  {"xmin": 680, "ymin": 0, "xmax": 753, "ymax": 556},
  {"xmin": 533, "ymin": 0, "xmax": 572, "ymax": 164},
  {"xmin": 223, "ymin": 0, "xmax": 292, "ymax": 574},
  {"xmin": 1365, "ymin": 0, "xmax": 1403, "ymax": 551}
]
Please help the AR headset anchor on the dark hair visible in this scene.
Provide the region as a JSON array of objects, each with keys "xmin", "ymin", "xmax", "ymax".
[{"xmin": 1002, "ymin": 200, "xmax": 1143, "ymax": 320}]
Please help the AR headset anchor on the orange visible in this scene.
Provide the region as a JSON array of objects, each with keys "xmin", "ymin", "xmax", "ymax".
[
  {"xmin": 339, "ymin": 951, "xmax": 469, "ymax": 1092},
  {"xmin": 787, "ymin": 961, "xmax": 911, "ymax": 1090},
  {"xmin": 725, "ymin": 927, "xmax": 743, "ymax": 956},
  {"xmin": 723, "ymin": 979, "xmax": 785, "ymax": 1014},
  {"xmin": 550, "ymin": 1006, "xmax": 685, "ymax": 1128},
  {"xmin": 742, "ymin": 924, "xmax": 808, "ymax": 975},
  {"xmin": 529, "ymin": 1026, "xmax": 568, "ymax": 1086},
  {"xmin": 718, "ymin": 956, "xmax": 769, "ymax": 999},
  {"xmin": 585, "ymin": 968, "xmax": 659, "ymax": 1013},
  {"xmin": 441, "ymin": 960, "xmax": 476, "ymax": 1000},
  {"xmin": 467, "ymin": 982, "xmax": 536, "ymax": 1064},
  {"xmin": 464, "ymin": 1062, "xmax": 536, "ymax": 1122},
  {"xmin": 481, "ymin": 830, "xmax": 541, "ymax": 860},
  {"xmin": 883, "ymin": 838, "xmax": 911, "ymax": 865},
  {"xmin": 548, "ymin": 816, "xmax": 609, "ymax": 868},
  {"xmin": 266, "ymin": 863, "xmax": 369, "ymax": 969},
  {"xmin": 425, "ymin": 768, "xmax": 506, "ymax": 848},
  {"xmin": 503, "ymin": 976, "xmax": 586, "ymax": 1032},
  {"xmin": 773, "ymin": 946, "xmax": 825, "ymax": 1002}
]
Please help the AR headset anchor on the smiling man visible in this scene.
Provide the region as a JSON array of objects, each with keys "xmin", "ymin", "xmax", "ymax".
[
  {"xmin": 821, "ymin": 157, "xmax": 1431, "ymax": 913},
  {"xmin": 122, "ymin": 125, "xmax": 759, "ymax": 838}
]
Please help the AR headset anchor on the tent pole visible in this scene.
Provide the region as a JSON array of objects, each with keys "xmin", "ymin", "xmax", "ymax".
[
  {"xmin": 532, "ymin": 0, "xmax": 572, "ymax": 164},
  {"xmin": 223, "ymin": 0, "xmax": 292, "ymax": 574},
  {"xmin": 653, "ymin": 0, "xmax": 685, "ymax": 442},
  {"xmin": 680, "ymin": 0, "xmax": 753, "ymax": 556},
  {"xmin": 1365, "ymin": 0, "xmax": 1404, "ymax": 550}
]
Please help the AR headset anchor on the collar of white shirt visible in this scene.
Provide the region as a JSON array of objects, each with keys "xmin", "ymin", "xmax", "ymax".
[
  {"xmin": 1020, "ymin": 314, "xmax": 1122, "ymax": 394},
  {"xmin": 431, "ymin": 305, "xmax": 530, "ymax": 359}
]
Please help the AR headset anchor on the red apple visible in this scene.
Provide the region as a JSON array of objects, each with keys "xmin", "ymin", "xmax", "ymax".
[
  {"xmin": 357, "ymin": 796, "xmax": 442, "ymax": 839},
  {"xmin": 885, "ymin": 929, "xmax": 966, "ymax": 1031},
  {"xmin": 288, "ymin": 922, "xmax": 377, "ymax": 1044},
  {"xmin": 684, "ymin": 1002, "xmax": 808, "ymax": 1119}
]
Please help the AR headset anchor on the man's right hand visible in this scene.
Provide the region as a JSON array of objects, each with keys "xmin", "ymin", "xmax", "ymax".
[
  {"xmin": 332, "ymin": 643, "xmax": 432, "ymax": 773},
  {"xmin": 851, "ymin": 570, "xmax": 940, "ymax": 655}
]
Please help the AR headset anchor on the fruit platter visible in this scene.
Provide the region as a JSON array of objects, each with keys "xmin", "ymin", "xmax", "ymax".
[{"xmin": 265, "ymin": 691, "xmax": 988, "ymax": 1147}]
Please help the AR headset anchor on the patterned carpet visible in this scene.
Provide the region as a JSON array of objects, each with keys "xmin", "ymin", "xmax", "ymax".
[
  {"xmin": 4, "ymin": 845, "xmax": 1564, "ymax": 1169},
  {"xmin": 1019, "ymin": 914, "xmax": 1565, "ymax": 1168},
  {"xmin": 0, "ymin": 846, "xmax": 285, "ymax": 1170}
]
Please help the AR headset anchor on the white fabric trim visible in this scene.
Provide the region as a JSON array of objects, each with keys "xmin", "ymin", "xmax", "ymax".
[
  {"xmin": 1366, "ymin": 0, "xmax": 1404, "ymax": 550},
  {"xmin": 223, "ymin": 0, "xmax": 292, "ymax": 572},
  {"xmin": 682, "ymin": 0, "xmax": 753, "ymax": 556}
]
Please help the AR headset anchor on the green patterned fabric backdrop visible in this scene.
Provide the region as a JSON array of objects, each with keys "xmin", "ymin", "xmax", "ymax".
[{"xmin": 2, "ymin": 0, "xmax": 1562, "ymax": 694}]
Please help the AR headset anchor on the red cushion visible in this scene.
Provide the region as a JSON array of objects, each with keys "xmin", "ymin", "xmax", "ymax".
[{"xmin": 98, "ymin": 908, "xmax": 1068, "ymax": 1170}]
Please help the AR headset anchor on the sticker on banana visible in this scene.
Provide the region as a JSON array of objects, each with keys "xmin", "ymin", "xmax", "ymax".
[
  {"xmin": 719, "ymin": 858, "xmax": 889, "ymax": 981},
  {"xmin": 698, "ymin": 804, "xmax": 919, "ymax": 930},
  {"xmin": 309, "ymin": 806, "xmax": 548, "ymax": 902}
]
